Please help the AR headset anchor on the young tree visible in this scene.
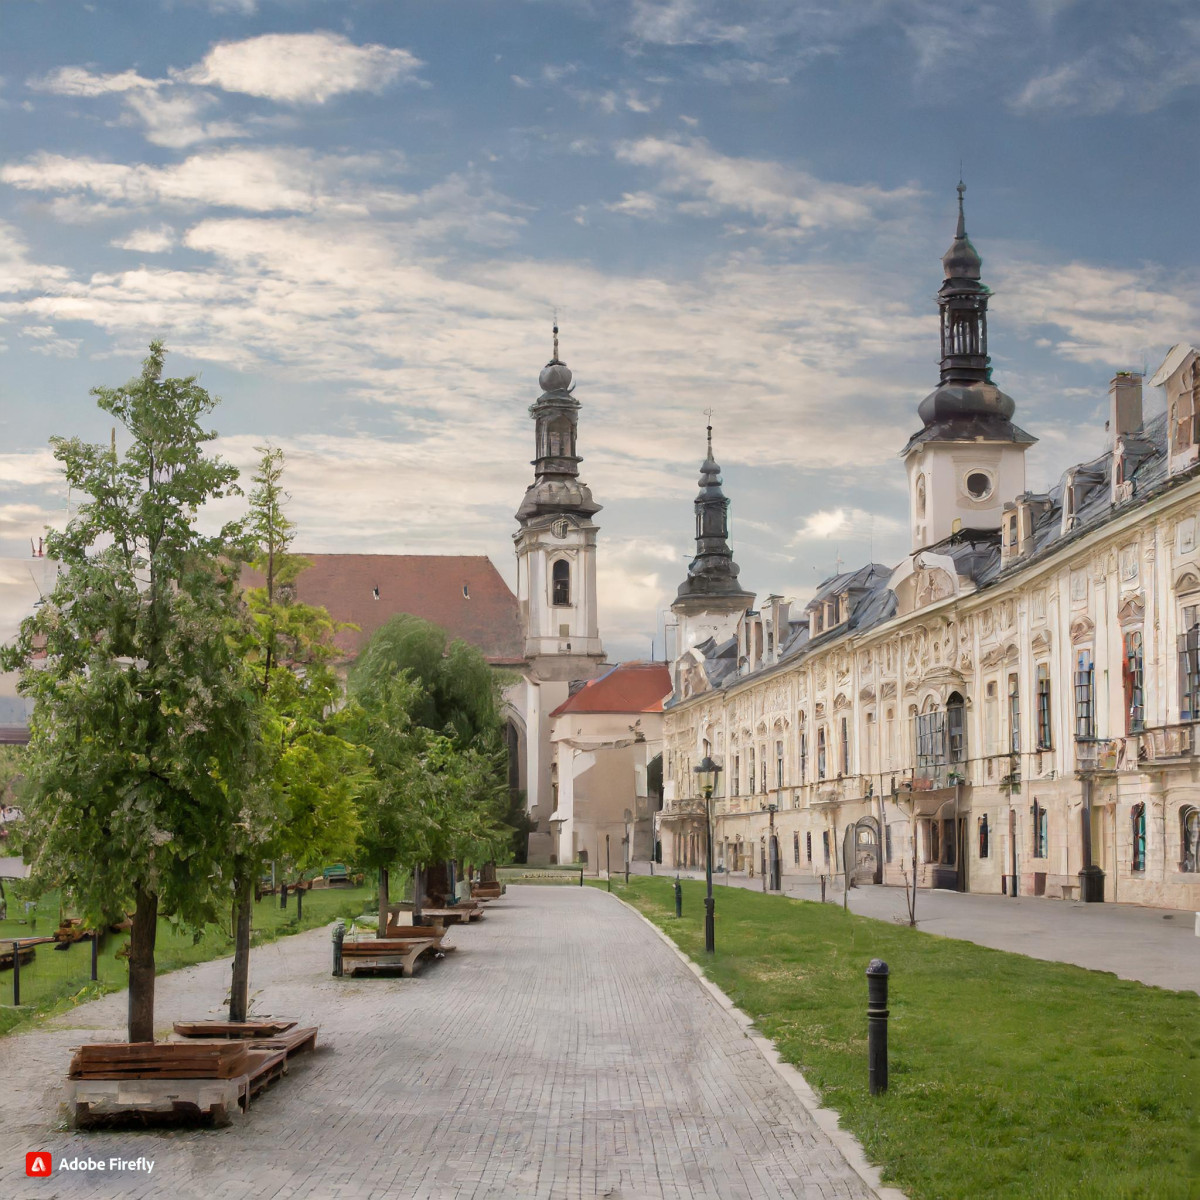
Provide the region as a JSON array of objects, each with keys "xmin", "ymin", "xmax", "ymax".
[
  {"xmin": 0, "ymin": 342, "xmax": 259, "ymax": 1042},
  {"xmin": 228, "ymin": 446, "xmax": 364, "ymax": 1020}
]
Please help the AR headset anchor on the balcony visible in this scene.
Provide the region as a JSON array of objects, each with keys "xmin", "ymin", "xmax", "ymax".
[{"xmin": 1139, "ymin": 721, "xmax": 1196, "ymax": 763}]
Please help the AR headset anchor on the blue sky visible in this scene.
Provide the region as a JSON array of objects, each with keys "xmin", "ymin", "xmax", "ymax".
[{"xmin": 0, "ymin": 0, "xmax": 1197, "ymax": 661}]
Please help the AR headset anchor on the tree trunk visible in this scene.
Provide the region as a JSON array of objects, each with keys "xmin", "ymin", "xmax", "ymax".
[
  {"xmin": 413, "ymin": 864, "xmax": 423, "ymax": 924},
  {"xmin": 425, "ymin": 860, "xmax": 452, "ymax": 907},
  {"xmin": 228, "ymin": 872, "xmax": 253, "ymax": 1023},
  {"xmin": 377, "ymin": 868, "xmax": 389, "ymax": 938},
  {"xmin": 128, "ymin": 884, "xmax": 158, "ymax": 1043}
]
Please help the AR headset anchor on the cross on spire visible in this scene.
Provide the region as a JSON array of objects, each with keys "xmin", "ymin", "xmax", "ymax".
[
  {"xmin": 552, "ymin": 314, "xmax": 559, "ymax": 363},
  {"xmin": 703, "ymin": 408, "xmax": 715, "ymax": 457}
]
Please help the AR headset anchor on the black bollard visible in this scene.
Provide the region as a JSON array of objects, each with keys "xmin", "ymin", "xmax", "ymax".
[
  {"xmin": 606, "ymin": 835, "xmax": 611, "ymax": 893},
  {"xmin": 674, "ymin": 876, "xmax": 682, "ymax": 919},
  {"xmin": 91, "ymin": 931, "xmax": 99, "ymax": 982},
  {"xmin": 280, "ymin": 882, "xmax": 288, "ymax": 910},
  {"xmin": 579, "ymin": 865, "xmax": 584, "ymax": 887},
  {"xmin": 820, "ymin": 874, "xmax": 826, "ymax": 903},
  {"xmin": 12, "ymin": 939, "xmax": 20, "ymax": 1006},
  {"xmin": 866, "ymin": 958, "xmax": 889, "ymax": 1095},
  {"xmin": 331, "ymin": 920, "xmax": 345, "ymax": 977},
  {"xmin": 296, "ymin": 885, "xmax": 304, "ymax": 924}
]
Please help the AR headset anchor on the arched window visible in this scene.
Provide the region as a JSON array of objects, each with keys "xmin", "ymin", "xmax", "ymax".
[
  {"xmin": 816, "ymin": 728, "xmax": 827, "ymax": 781},
  {"xmin": 946, "ymin": 692, "xmax": 966, "ymax": 764},
  {"xmin": 915, "ymin": 474, "xmax": 926, "ymax": 519},
  {"xmin": 1131, "ymin": 803, "xmax": 1146, "ymax": 872},
  {"xmin": 1181, "ymin": 807, "xmax": 1199, "ymax": 873},
  {"xmin": 552, "ymin": 559, "xmax": 570, "ymax": 606},
  {"xmin": 978, "ymin": 815, "xmax": 989, "ymax": 859}
]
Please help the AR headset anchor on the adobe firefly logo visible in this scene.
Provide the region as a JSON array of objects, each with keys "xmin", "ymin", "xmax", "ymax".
[{"xmin": 26, "ymin": 1151, "xmax": 53, "ymax": 1177}]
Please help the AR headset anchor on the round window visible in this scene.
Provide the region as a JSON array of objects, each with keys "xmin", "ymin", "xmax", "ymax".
[{"xmin": 965, "ymin": 471, "xmax": 993, "ymax": 500}]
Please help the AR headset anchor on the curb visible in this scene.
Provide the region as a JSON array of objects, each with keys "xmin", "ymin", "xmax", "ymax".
[{"xmin": 607, "ymin": 889, "xmax": 908, "ymax": 1200}]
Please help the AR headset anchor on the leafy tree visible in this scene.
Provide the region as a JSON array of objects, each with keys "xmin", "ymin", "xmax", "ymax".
[
  {"xmin": 0, "ymin": 342, "xmax": 259, "ymax": 1042},
  {"xmin": 228, "ymin": 445, "xmax": 365, "ymax": 1020},
  {"xmin": 347, "ymin": 615, "xmax": 514, "ymax": 920}
]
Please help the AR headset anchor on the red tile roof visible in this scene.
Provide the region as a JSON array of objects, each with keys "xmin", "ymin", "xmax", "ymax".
[
  {"xmin": 240, "ymin": 554, "xmax": 525, "ymax": 665},
  {"xmin": 551, "ymin": 661, "xmax": 671, "ymax": 716}
]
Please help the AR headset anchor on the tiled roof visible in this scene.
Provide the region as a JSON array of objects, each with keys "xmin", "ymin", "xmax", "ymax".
[
  {"xmin": 551, "ymin": 661, "xmax": 672, "ymax": 716},
  {"xmin": 240, "ymin": 554, "xmax": 525, "ymax": 665}
]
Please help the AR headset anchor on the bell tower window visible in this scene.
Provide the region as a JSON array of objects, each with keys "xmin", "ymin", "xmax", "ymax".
[{"xmin": 552, "ymin": 559, "xmax": 571, "ymax": 606}]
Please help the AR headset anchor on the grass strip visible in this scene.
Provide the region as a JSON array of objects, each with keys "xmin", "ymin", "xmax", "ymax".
[
  {"xmin": 608, "ymin": 876, "xmax": 1197, "ymax": 1200},
  {"xmin": 0, "ymin": 884, "xmax": 374, "ymax": 1038}
]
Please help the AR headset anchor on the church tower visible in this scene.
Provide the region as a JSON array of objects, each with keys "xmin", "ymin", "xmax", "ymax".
[
  {"xmin": 513, "ymin": 324, "xmax": 605, "ymax": 680},
  {"xmin": 671, "ymin": 423, "xmax": 754, "ymax": 690},
  {"xmin": 903, "ymin": 184, "xmax": 1036, "ymax": 551}
]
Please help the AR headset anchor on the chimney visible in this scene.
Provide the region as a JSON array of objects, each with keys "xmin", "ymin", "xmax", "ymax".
[{"xmin": 1109, "ymin": 372, "xmax": 1143, "ymax": 440}]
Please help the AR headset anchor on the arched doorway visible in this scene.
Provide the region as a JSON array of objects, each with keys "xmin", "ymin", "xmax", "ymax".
[{"xmin": 851, "ymin": 816, "xmax": 882, "ymax": 884}]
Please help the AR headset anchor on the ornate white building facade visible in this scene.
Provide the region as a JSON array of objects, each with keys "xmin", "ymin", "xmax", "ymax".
[{"xmin": 660, "ymin": 193, "xmax": 1200, "ymax": 910}]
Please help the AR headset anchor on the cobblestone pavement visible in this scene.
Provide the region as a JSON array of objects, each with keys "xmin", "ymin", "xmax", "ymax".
[
  {"xmin": 643, "ymin": 865, "xmax": 1199, "ymax": 993},
  {"xmin": 0, "ymin": 886, "xmax": 888, "ymax": 1200}
]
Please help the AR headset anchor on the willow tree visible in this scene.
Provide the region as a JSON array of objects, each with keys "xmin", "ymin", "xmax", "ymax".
[{"xmin": 1, "ymin": 342, "xmax": 259, "ymax": 1042}]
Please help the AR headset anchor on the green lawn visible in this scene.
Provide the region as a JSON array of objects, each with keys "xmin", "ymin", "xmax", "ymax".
[
  {"xmin": 606, "ymin": 877, "xmax": 1198, "ymax": 1200},
  {"xmin": 0, "ymin": 883, "xmax": 374, "ymax": 1038}
]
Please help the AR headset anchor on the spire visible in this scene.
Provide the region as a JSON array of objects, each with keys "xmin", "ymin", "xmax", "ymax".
[
  {"xmin": 910, "ymin": 182, "xmax": 1025, "ymax": 438},
  {"xmin": 940, "ymin": 179, "xmax": 982, "ymax": 283},
  {"xmin": 675, "ymin": 422, "xmax": 752, "ymax": 604},
  {"xmin": 516, "ymin": 322, "xmax": 599, "ymax": 522}
]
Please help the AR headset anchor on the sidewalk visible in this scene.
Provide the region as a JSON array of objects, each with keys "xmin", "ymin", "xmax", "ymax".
[
  {"xmin": 0, "ymin": 886, "xmax": 894, "ymax": 1200},
  {"xmin": 634, "ymin": 863, "xmax": 1199, "ymax": 993}
]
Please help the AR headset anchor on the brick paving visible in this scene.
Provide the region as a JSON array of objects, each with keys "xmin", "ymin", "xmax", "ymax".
[{"xmin": 0, "ymin": 886, "xmax": 887, "ymax": 1200}]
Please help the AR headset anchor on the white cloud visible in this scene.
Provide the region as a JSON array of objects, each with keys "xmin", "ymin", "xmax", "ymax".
[
  {"xmin": 790, "ymin": 507, "xmax": 904, "ymax": 544},
  {"xmin": 0, "ymin": 223, "xmax": 71, "ymax": 293},
  {"xmin": 995, "ymin": 259, "xmax": 1199, "ymax": 365},
  {"xmin": 604, "ymin": 191, "xmax": 660, "ymax": 217},
  {"xmin": 30, "ymin": 66, "xmax": 158, "ymax": 97},
  {"xmin": 121, "ymin": 89, "xmax": 246, "ymax": 148},
  {"xmin": 0, "ymin": 450, "xmax": 60, "ymax": 490},
  {"xmin": 182, "ymin": 32, "xmax": 424, "ymax": 104},
  {"xmin": 0, "ymin": 147, "xmax": 413, "ymax": 216},
  {"xmin": 615, "ymin": 136, "xmax": 919, "ymax": 234},
  {"xmin": 111, "ymin": 226, "xmax": 176, "ymax": 253},
  {"xmin": 19, "ymin": 325, "xmax": 79, "ymax": 357}
]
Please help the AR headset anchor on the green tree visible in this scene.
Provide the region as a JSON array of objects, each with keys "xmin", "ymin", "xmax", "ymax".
[
  {"xmin": 0, "ymin": 342, "xmax": 259, "ymax": 1042},
  {"xmin": 228, "ymin": 445, "xmax": 365, "ymax": 1020},
  {"xmin": 347, "ymin": 615, "xmax": 515, "ymax": 920}
]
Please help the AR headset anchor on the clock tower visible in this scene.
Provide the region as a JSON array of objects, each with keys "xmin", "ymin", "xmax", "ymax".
[{"xmin": 513, "ymin": 325, "xmax": 605, "ymax": 677}]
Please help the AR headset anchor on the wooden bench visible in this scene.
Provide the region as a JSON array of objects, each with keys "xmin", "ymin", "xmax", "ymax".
[
  {"xmin": 384, "ymin": 923, "xmax": 445, "ymax": 939},
  {"xmin": 0, "ymin": 942, "xmax": 37, "ymax": 971},
  {"xmin": 340, "ymin": 936, "xmax": 453, "ymax": 978},
  {"xmin": 393, "ymin": 904, "xmax": 484, "ymax": 925},
  {"xmin": 471, "ymin": 882, "xmax": 504, "ymax": 901}
]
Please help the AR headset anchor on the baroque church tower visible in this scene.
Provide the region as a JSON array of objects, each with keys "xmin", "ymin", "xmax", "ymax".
[
  {"xmin": 511, "ymin": 327, "xmax": 606, "ymax": 863},
  {"xmin": 903, "ymin": 184, "xmax": 1036, "ymax": 551},
  {"xmin": 670, "ymin": 424, "xmax": 754, "ymax": 693},
  {"xmin": 513, "ymin": 324, "xmax": 605, "ymax": 677}
]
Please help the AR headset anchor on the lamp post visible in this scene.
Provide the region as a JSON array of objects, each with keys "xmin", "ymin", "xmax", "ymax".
[{"xmin": 693, "ymin": 756, "xmax": 721, "ymax": 954}]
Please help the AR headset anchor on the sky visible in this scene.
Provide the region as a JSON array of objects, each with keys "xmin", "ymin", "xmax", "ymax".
[{"xmin": 0, "ymin": 0, "xmax": 1197, "ymax": 663}]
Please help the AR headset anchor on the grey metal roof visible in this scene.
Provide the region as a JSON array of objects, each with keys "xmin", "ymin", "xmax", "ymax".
[{"xmin": 679, "ymin": 413, "xmax": 1190, "ymax": 696}]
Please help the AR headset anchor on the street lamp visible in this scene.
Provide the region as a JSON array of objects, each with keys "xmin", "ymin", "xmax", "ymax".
[{"xmin": 693, "ymin": 756, "xmax": 721, "ymax": 954}]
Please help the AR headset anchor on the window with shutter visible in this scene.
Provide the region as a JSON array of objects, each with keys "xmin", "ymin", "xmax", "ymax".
[
  {"xmin": 1122, "ymin": 630, "xmax": 1144, "ymax": 733},
  {"xmin": 1131, "ymin": 804, "xmax": 1146, "ymax": 872},
  {"xmin": 1074, "ymin": 649, "xmax": 1096, "ymax": 741},
  {"xmin": 1178, "ymin": 606, "xmax": 1200, "ymax": 720},
  {"xmin": 1036, "ymin": 664, "xmax": 1053, "ymax": 749}
]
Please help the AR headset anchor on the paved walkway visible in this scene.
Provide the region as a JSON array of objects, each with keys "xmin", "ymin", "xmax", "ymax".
[
  {"xmin": 0, "ymin": 887, "xmax": 891, "ymax": 1200},
  {"xmin": 640, "ymin": 865, "xmax": 1200, "ymax": 993}
]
